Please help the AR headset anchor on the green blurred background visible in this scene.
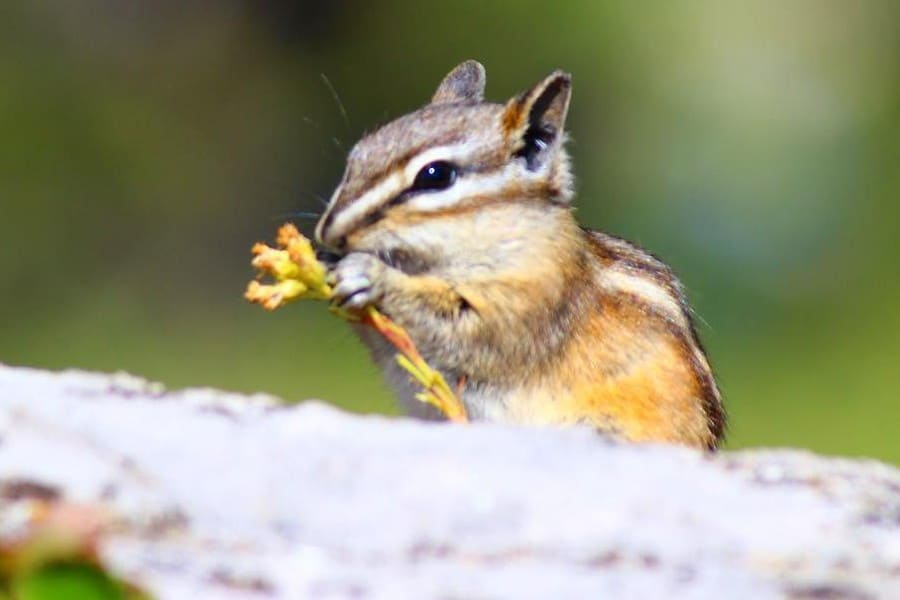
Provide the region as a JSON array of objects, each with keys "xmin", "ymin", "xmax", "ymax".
[{"xmin": 2, "ymin": 1, "xmax": 898, "ymax": 462}]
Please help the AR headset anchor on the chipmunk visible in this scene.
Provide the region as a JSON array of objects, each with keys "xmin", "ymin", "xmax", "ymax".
[{"xmin": 315, "ymin": 60, "xmax": 725, "ymax": 449}]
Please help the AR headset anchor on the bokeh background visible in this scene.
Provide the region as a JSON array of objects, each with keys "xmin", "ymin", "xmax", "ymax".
[{"xmin": 3, "ymin": 1, "xmax": 898, "ymax": 462}]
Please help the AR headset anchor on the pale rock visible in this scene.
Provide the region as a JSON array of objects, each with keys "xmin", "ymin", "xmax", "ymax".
[{"xmin": 0, "ymin": 365, "xmax": 897, "ymax": 599}]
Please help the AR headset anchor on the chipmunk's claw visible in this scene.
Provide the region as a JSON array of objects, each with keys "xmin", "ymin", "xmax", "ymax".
[{"xmin": 329, "ymin": 252, "xmax": 385, "ymax": 310}]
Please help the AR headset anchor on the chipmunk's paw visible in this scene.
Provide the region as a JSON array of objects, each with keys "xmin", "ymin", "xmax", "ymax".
[{"xmin": 328, "ymin": 252, "xmax": 387, "ymax": 310}]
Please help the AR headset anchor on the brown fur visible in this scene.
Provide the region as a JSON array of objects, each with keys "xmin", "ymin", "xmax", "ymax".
[{"xmin": 316, "ymin": 61, "xmax": 725, "ymax": 449}]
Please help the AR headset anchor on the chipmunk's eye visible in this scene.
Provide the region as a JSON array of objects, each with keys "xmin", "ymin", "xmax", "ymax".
[{"xmin": 411, "ymin": 161, "xmax": 457, "ymax": 192}]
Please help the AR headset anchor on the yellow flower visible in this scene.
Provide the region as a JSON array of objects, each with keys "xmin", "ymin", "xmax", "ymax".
[
  {"xmin": 246, "ymin": 223, "xmax": 468, "ymax": 422},
  {"xmin": 245, "ymin": 224, "xmax": 332, "ymax": 309}
]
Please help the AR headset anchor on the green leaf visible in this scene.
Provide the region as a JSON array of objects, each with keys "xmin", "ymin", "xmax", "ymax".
[{"xmin": 12, "ymin": 561, "xmax": 144, "ymax": 600}]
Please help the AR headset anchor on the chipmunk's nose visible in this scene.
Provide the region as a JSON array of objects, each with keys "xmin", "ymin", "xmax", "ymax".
[
  {"xmin": 314, "ymin": 210, "xmax": 333, "ymax": 246},
  {"xmin": 314, "ymin": 217, "xmax": 346, "ymax": 261},
  {"xmin": 314, "ymin": 181, "xmax": 347, "ymax": 246},
  {"xmin": 315, "ymin": 204, "xmax": 352, "ymax": 258}
]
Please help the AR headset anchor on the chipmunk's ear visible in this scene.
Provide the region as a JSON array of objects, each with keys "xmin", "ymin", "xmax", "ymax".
[
  {"xmin": 502, "ymin": 70, "xmax": 572, "ymax": 171},
  {"xmin": 431, "ymin": 60, "xmax": 486, "ymax": 105}
]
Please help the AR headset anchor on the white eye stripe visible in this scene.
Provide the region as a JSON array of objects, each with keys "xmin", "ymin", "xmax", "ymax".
[
  {"xmin": 324, "ymin": 141, "xmax": 530, "ymax": 240},
  {"xmin": 325, "ymin": 171, "xmax": 405, "ymax": 240},
  {"xmin": 405, "ymin": 164, "xmax": 527, "ymax": 212},
  {"xmin": 324, "ymin": 142, "xmax": 477, "ymax": 240},
  {"xmin": 402, "ymin": 143, "xmax": 474, "ymax": 181}
]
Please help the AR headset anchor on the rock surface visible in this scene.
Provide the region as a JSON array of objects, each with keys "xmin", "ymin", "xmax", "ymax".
[{"xmin": 0, "ymin": 364, "xmax": 898, "ymax": 599}]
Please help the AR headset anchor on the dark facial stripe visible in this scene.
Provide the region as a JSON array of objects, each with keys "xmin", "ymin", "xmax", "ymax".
[
  {"xmin": 325, "ymin": 133, "xmax": 509, "ymax": 241},
  {"xmin": 349, "ymin": 132, "xmax": 465, "ymax": 202},
  {"xmin": 353, "ymin": 159, "xmax": 538, "ymax": 229}
]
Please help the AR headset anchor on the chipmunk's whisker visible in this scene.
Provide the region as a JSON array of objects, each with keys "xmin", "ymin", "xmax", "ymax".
[
  {"xmin": 305, "ymin": 192, "xmax": 330, "ymax": 208},
  {"xmin": 321, "ymin": 73, "xmax": 352, "ymax": 138},
  {"xmin": 270, "ymin": 211, "xmax": 322, "ymax": 222},
  {"xmin": 302, "ymin": 115, "xmax": 345, "ymax": 157}
]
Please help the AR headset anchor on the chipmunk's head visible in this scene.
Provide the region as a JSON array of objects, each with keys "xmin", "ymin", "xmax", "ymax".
[{"xmin": 315, "ymin": 60, "xmax": 574, "ymax": 264}]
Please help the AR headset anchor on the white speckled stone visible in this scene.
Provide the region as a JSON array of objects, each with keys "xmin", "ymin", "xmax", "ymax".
[{"xmin": 0, "ymin": 364, "xmax": 897, "ymax": 599}]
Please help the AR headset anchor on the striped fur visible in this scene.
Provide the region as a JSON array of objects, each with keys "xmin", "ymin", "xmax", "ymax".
[{"xmin": 315, "ymin": 61, "xmax": 725, "ymax": 449}]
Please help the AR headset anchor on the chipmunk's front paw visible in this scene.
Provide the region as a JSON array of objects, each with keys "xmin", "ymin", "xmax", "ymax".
[{"xmin": 328, "ymin": 252, "xmax": 387, "ymax": 310}]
